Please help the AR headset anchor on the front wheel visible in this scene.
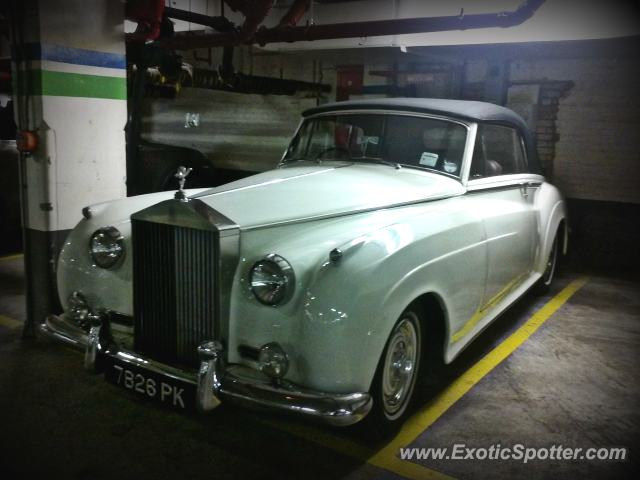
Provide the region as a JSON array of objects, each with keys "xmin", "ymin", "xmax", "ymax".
[{"xmin": 366, "ymin": 306, "xmax": 423, "ymax": 434}]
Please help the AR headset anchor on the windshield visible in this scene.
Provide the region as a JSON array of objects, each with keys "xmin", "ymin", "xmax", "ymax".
[{"xmin": 283, "ymin": 113, "xmax": 468, "ymax": 177}]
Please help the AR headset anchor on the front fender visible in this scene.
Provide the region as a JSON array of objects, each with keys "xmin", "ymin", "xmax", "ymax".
[
  {"xmin": 56, "ymin": 189, "xmax": 210, "ymax": 314},
  {"xmin": 297, "ymin": 196, "xmax": 486, "ymax": 393}
]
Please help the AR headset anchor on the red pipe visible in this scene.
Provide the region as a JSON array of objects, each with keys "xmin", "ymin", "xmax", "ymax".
[
  {"xmin": 163, "ymin": 0, "xmax": 546, "ymax": 50},
  {"xmin": 225, "ymin": 0, "xmax": 276, "ymax": 42},
  {"xmin": 126, "ymin": 0, "xmax": 165, "ymax": 41},
  {"xmin": 278, "ymin": 0, "xmax": 311, "ymax": 28}
]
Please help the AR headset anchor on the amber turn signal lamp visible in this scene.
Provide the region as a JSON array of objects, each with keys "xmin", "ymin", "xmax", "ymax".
[{"xmin": 16, "ymin": 131, "xmax": 37, "ymax": 152}]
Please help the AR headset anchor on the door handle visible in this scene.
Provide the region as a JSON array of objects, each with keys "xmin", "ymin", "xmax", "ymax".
[{"xmin": 519, "ymin": 182, "xmax": 532, "ymax": 197}]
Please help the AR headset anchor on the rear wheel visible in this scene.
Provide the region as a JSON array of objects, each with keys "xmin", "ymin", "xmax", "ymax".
[{"xmin": 533, "ymin": 233, "xmax": 558, "ymax": 295}]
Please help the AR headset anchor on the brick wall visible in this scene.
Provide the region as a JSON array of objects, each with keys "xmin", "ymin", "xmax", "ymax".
[
  {"xmin": 511, "ymin": 58, "xmax": 640, "ymax": 204},
  {"xmin": 533, "ymin": 81, "xmax": 574, "ymax": 177},
  {"xmin": 511, "ymin": 58, "xmax": 640, "ymax": 269}
]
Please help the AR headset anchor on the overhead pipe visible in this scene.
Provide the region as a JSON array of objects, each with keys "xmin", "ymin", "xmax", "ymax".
[
  {"xmin": 126, "ymin": 0, "xmax": 165, "ymax": 41},
  {"xmin": 278, "ymin": 0, "xmax": 311, "ymax": 27},
  {"xmin": 225, "ymin": 0, "xmax": 276, "ymax": 42},
  {"xmin": 161, "ymin": 0, "xmax": 546, "ymax": 50},
  {"xmin": 162, "ymin": 0, "xmax": 309, "ymax": 36},
  {"xmin": 163, "ymin": 6, "xmax": 234, "ymax": 32}
]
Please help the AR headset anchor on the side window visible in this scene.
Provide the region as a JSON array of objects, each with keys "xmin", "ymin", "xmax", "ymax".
[{"xmin": 470, "ymin": 124, "xmax": 528, "ymax": 178}]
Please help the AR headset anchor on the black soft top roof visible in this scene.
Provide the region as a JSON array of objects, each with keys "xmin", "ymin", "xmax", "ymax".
[{"xmin": 302, "ymin": 98, "xmax": 543, "ymax": 175}]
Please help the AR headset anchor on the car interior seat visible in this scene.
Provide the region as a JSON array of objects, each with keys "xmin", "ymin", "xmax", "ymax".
[{"xmin": 485, "ymin": 160, "xmax": 503, "ymax": 176}]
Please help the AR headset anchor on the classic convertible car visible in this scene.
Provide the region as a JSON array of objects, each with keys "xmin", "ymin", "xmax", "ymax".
[{"xmin": 40, "ymin": 98, "xmax": 567, "ymax": 430}]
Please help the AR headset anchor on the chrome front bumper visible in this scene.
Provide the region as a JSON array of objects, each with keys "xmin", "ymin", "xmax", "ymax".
[{"xmin": 39, "ymin": 314, "xmax": 372, "ymax": 427}]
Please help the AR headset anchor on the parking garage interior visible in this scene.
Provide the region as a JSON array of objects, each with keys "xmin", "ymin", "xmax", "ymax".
[{"xmin": 1, "ymin": 1, "xmax": 640, "ymax": 479}]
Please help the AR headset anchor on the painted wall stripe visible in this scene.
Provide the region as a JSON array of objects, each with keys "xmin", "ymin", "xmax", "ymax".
[
  {"xmin": 21, "ymin": 70, "xmax": 126, "ymax": 100},
  {"xmin": 369, "ymin": 276, "xmax": 590, "ymax": 472},
  {"xmin": 35, "ymin": 60, "xmax": 127, "ymax": 79},
  {"xmin": 0, "ymin": 314, "xmax": 23, "ymax": 330},
  {"xmin": 12, "ymin": 43, "xmax": 126, "ymax": 70}
]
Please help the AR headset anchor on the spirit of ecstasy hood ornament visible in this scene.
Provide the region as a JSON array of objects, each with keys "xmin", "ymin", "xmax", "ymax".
[{"xmin": 174, "ymin": 166, "xmax": 192, "ymax": 201}]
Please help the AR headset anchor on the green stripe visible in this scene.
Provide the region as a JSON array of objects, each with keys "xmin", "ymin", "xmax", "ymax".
[{"xmin": 19, "ymin": 69, "xmax": 126, "ymax": 100}]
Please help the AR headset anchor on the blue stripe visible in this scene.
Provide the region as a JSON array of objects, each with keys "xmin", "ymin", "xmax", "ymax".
[{"xmin": 12, "ymin": 43, "xmax": 126, "ymax": 70}]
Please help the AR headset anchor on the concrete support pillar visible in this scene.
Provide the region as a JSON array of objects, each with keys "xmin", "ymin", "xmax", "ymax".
[{"xmin": 11, "ymin": 0, "xmax": 127, "ymax": 335}]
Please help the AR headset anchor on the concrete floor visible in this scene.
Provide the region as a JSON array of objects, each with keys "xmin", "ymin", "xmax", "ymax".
[{"xmin": 1, "ymin": 255, "xmax": 639, "ymax": 480}]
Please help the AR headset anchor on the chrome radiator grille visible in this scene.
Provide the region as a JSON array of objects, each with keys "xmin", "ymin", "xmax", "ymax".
[{"xmin": 132, "ymin": 219, "xmax": 217, "ymax": 367}]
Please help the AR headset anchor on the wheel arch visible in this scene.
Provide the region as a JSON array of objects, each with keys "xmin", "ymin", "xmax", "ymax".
[
  {"xmin": 364, "ymin": 291, "xmax": 448, "ymax": 393},
  {"xmin": 416, "ymin": 292, "xmax": 448, "ymax": 365},
  {"xmin": 536, "ymin": 198, "xmax": 568, "ymax": 275}
]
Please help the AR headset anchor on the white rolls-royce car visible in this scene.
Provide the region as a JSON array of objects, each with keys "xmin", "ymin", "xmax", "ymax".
[{"xmin": 40, "ymin": 99, "xmax": 567, "ymax": 430}]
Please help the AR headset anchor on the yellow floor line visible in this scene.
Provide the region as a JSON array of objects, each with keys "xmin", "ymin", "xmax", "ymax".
[
  {"xmin": 368, "ymin": 276, "xmax": 589, "ymax": 476},
  {"xmin": 0, "ymin": 254, "xmax": 24, "ymax": 262},
  {"xmin": 259, "ymin": 276, "xmax": 588, "ymax": 480},
  {"xmin": 0, "ymin": 314, "xmax": 24, "ymax": 330}
]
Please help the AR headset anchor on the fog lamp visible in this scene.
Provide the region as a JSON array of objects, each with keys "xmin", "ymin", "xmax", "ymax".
[
  {"xmin": 258, "ymin": 342, "xmax": 289, "ymax": 380},
  {"xmin": 67, "ymin": 291, "xmax": 91, "ymax": 322}
]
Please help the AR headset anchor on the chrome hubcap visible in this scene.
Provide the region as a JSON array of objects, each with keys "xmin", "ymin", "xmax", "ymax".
[{"xmin": 382, "ymin": 315, "xmax": 419, "ymax": 416}]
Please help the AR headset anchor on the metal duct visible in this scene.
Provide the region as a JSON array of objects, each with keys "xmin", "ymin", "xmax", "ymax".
[
  {"xmin": 138, "ymin": 64, "xmax": 331, "ymax": 96},
  {"xmin": 161, "ymin": 0, "xmax": 546, "ymax": 50}
]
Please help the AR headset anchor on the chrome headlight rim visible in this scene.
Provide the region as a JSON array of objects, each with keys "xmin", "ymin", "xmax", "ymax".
[
  {"xmin": 249, "ymin": 253, "xmax": 295, "ymax": 306},
  {"xmin": 89, "ymin": 226, "xmax": 125, "ymax": 270}
]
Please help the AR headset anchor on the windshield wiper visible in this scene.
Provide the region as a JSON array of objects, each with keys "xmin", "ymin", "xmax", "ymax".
[
  {"xmin": 351, "ymin": 157, "xmax": 402, "ymax": 170},
  {"xmin": 280, "ymin": 157, "xmax": 318, "ymax": 165}
]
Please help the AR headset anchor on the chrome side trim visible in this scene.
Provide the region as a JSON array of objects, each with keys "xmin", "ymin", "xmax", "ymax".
[
  {"xmin": 466, "ymin": 174, "xmax": 545, "ymax": 193},
  {"xmin": 465, "ymin": 183, "xmax": 539, "ymax": 195},
  {"xmin": 40, "ymin": 314, "xmax": 372, "ymax": 426}
]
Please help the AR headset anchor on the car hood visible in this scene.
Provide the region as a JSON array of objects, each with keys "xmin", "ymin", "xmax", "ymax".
[{"xmin": 192, "ymin": 162, "xmax": 465, "ymax": 229}]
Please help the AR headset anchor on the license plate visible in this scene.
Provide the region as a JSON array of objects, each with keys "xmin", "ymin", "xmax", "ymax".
[{"xmin": 103, "ymin": 357, "xmax": 197, "ymax": 412}]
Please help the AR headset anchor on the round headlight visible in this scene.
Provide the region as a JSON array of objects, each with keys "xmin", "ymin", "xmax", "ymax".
[
  {"xmin": 258, "ymin": 342, "xmax": 289, "ymax": 380},
  {"xmin": 90, "ymin": 226, "xmax": 125, "ymax": 269},
  {"xmin": 249, "ymin": 254, "xmax": 295, "ymax": 306}
]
